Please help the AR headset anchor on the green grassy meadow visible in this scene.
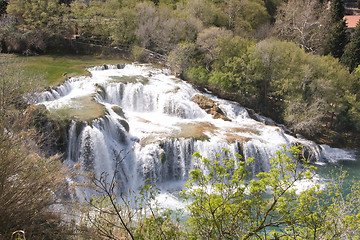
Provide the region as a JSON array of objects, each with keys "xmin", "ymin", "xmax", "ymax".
[{"xmin": 18, "ymin": 54, "xmax": 129, "ymax": 86}]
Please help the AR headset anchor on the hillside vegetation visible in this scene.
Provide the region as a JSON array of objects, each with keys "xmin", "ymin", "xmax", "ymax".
[{"xmin": 1, "ymin": 0, "xmax": 359, "ymax": 145}]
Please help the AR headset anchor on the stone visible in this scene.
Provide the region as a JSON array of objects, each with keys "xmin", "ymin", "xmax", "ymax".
[{"xmin": 192, "ymin": 94, "xmax": 231, "ymax": 121}]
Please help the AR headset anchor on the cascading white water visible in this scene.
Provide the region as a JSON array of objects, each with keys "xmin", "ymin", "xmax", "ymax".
[{"xmin": 36, "ymin": 64, "xmax": 356, "ymax": 199}]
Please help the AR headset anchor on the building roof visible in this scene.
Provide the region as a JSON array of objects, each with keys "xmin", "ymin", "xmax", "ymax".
[{"xmin": 344, "ymin": 15, "xmax": 360, "ymax": 28}]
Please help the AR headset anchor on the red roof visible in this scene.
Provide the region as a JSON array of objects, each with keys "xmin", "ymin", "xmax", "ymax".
[{"xmin": 344, "ymin": 15, "xmax": 360, "ymax": 28}]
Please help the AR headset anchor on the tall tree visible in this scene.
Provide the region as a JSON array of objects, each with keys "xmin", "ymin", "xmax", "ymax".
[
  {"xmin": 342, "ymin": 23, "xmax": 360, "ymax": 71},
  {"xmin": 330, "ymin": 0, "xmax": 345, "ymax": 22},
  {"xmin": 0, "ymin": 0, "xmax": 7, "ymax": 15},
  {"xmin": 325, "ymin": 0, "xmax": 347, "ymax": 58},
  {"xmin": 324, "ymin": 20, "xmax": 348, "ymax": 58},
  {"xmin": 273, "ymin": 0, "xmax": 331, "ymax": 54}
]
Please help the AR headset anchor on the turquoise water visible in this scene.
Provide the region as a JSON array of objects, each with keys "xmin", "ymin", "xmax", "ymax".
[{"xmin": 315, "ymin": 150, "xmax": 360, "ymax": 195}]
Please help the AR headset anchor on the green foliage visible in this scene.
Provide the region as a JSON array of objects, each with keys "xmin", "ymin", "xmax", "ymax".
[
  {"xmin": 182, "ymin": 146, "xmax": 317, "ymax": 239},
  {"xmin": 109, "ymin": 8, "xmax": 137, "ymax": 47},
  {"xmin": 3, "ymin": 0, "xmax": 71, "ymax": 54},
  {"xmin": 345, "ymin": 66, "xmax": 360, "ymax": 131},
  {"xmin": 168, "ymin": 41, "xmax": 196, "ymax": 75},
  {"xmin": 131, "ymin": 45, "xmax": 148, "ymax": 62},
  {"xmin": 7, "ymin": 0, "xmax": 69, "ymax": 31},
  {"xmin": 212, "ymin": 36, "xmax": 254, "ymax": 70},
  {"xmin": 187, "ymin": 35, "xmax": 355, "ymax": 135},
  {"xmin": 342, "ymin": 23, "xmax": 360, "ymax": 72},
  {"xmin": 324, "ymin": 20, "xmax": 348, "ymax": 59},
  {"xmin": 183, "ymin": 0, "xmax": 228, "ymax": 28},
  {"xmin": 330, "ymin": 0, "xmax": 345, "ymax": 22},
  {"xmin": 70, "ymin": 0, "xmax": 111, "ymax": 41},
  {"xmin": 0, "ymin": 0, "xmax": 7, "ymax": 15},
  {"xmin": 180, "ymin": 147, "xmax": 360, "ymax": 239},
  {"xmin": 195, "ymin": 27, "xmax": 233, "ymax": 70},
  {"xmin": 184, "ymin": 66, "xmax": 210, "ymax": 84},
  {"xmin": 239, "ymin": 0, "xmax": 270, "ymax": 31},
  {"xmin": 209, "ymin": 56, "xmax": 258, "ymax": 95},
  {"xmin": 77, "ymin": 146, "xmax": 360, "ymax": 239}
]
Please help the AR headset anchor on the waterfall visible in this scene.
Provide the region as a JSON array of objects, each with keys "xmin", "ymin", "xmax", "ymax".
[{"xmin": 36, "ymin": 64, "xmax": 355, "ymax": 196}]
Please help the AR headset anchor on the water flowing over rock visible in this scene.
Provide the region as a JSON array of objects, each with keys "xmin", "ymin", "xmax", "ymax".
[
  {"xmin": 35, "ymin": 64, "xmax": 356, "ymax": 197},
  {"xmin": 192, "ymin": 94, "xmax": 231, "ymax": 121}
]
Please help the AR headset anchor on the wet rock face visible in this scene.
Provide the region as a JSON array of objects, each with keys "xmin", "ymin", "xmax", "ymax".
[{"xmin": 192, "ymin": 94, "xmax": 231, "ymax": 121}]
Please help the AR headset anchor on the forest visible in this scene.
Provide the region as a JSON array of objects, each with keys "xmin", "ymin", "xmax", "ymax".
[{"xmin": 1, "ymin": 0, "xmax": 360, "ymax": 239}]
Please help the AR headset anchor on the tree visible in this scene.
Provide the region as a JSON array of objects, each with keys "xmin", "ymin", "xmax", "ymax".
[
  {"xmin": 5, "ymin": 0, "xmax": 71, "ymax": 54},
  {"xmin": 324, "ymin": 0, "xmax": 347, "ymax": 59},
  {"xmin": 324, "ymin": 20, "xmax": 348, "ymax": 59},
  {"xmin": 252, "ymin": 39, "xmax": 299, "ymax": 110},
  {"xmin": 330, "ymin": 0, "xmax": 345, "ymax": 22},
  {"xmin": 345, "ymin": 66, "xmax": 360, "ymax": 131},
  {"xmin": 183, "ymin": 0, "xmax": 228, "ymax": 28},
  {"xmin": 263, "ymin": 0, "xmax": 282, "ymax": 20},
  {"xmin": 75, "ymin": 144, "xmax": 360, "ymax": 239},
  {"xmin": 342, "ymin": 23, "xmax": 360, "ymax": 72},
  {"xmin": 70, "ymin": 0, "xmax": 111, "ymax": 42},
  {"xmin": 213, "ymin": 36, "xmax": 254, "ymax": 70},
  {"xmin": 182, "ymin": 147, "xmax": 360, "ymax": 239},
  {"xmin": 7, "ymin": 0, "xmax": 70, "ymax": 31},
  {"xmin": 168, "ymin": 42, "xmax": 196, "ymax": 76},
  {"xmin": 109, "ymin": 8, "xmax": 137, "ymax": 48},
  {"xmin": 182, "ymin": 146, "xmax": 316, "ymax": 239},
  {"xmin": 238, "ymin": 0, "xmax": 270, "ymax": 33},
  {"xmin": 195, "ymin": 27, "xmax": 233, "ymax": 70},
  {"xmin": 284, "ymin": 98, "xmax": 327, "ymax": 136},
  {"xmin": 222, "ymin": 0, "xmax": 270, "ymax": 35},
  {"xmin": 205, "ymin": 36, "xmax": 258, "ymax": 96},
  {"xmin": 135, "ymin": 2, "xmax": 200, "ymax": 54},
  {"xmin": 273, "ymin": 0, "xmax": 331, "ymax": 54},
  {"xmin": 223, "ymin": 0, "xmax": 244, "ymax": 29},
  {"xmin": 0, "ymin": 0, "xmax": 7, "ymax": 15}
]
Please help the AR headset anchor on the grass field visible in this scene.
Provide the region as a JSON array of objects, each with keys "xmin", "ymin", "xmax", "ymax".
[{"xmin": 17, "ymin": 54, "xmax": 130, "ymax": 86}]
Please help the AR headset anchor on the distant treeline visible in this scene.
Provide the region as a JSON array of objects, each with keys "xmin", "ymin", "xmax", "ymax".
[{"xmin": 1, "ymin": 0, "xmax": 360, "ymax": 144}]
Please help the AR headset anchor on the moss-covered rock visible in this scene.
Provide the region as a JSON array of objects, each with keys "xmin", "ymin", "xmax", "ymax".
[
  {"xmin": 160, "ymin": 151, "xmax": 166, "ymax": 164},
  {"xmin": 109, "ymin": 75, "xmax": 149, "ymax": 84},
  {"xmin": 192, "ymin": 94, "xmax": 231, "ymax": 121},
  {"xmin": 46, "ymin": 95, "xmax": 106, "ymax": 123},
  {"xmin": 95, "ymin": 84, "xmax": 106, "ymax": 99},
  {"xmin": 112, "ymin": 106, "xmax": 126, "ymax": 118},
  {"xmin": 27, "ymin": 104, "xmax": 72, "ymax": 155},
  {"xmin": 119, "ymin": 119, "xmax": 129, "ymax": 132}
]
